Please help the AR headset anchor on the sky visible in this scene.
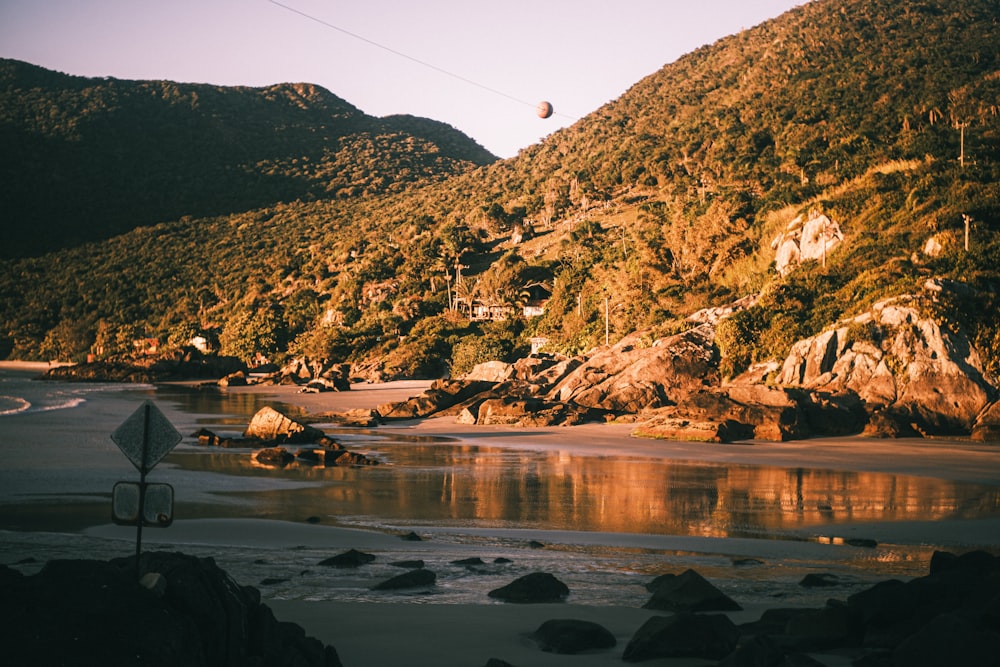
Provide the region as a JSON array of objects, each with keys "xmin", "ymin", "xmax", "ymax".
[{"xmin": 1, "ymin": 0, "xmax": 805, "ymax": 158}]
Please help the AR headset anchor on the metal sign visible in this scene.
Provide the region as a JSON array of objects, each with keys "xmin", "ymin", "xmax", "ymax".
[
  {"xmin": 111, "ymin": 400, "xmax": 182, "ymax": 473},
  {"xmin": 110, "ymin": 400, "xmax": 182, "ymax": 570},
  {"xmin": 112, "ymin": 481, "xmax": 174, "ymax": 527}
]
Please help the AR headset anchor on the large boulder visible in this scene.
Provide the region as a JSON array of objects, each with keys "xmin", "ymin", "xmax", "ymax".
[
  {"xmin": 622, "ymin": 612, "xmax": 739, "ymax": 662},
  {"xmin": 487, "ymin": 572, "xmax": 569, "ymax": 603},
  {"xmin": 529, "ymin": 618, "xmax": 616, "ymax": 654},
  {"xmin": 0, "ymin": 552, "xmax": 341, "ymax": 667},
  {"xmin": 643, "ymin": 569, "xmax": 742, "ymax": 612},
  {"xmin": 244, "ymin": 406, "xmax": 327, "ymax": 444}
]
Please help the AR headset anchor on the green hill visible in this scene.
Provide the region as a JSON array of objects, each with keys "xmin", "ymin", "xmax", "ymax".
[
  {"xmin": 0, "ymin": 0, "xmax": 997, "ymax": 383},
  {"xmin": 0, "ymin": 58, "xmax": 496, "ymax": 257}
]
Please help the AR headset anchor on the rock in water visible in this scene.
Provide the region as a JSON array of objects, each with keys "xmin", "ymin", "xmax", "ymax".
[
  {"xmin": 244, "ymin": 406, "xmax": 326, "ymax": 443},
  {"xmin": 488, "ymin": 572, "xmax": 569, "ymax": 603},
  {"xmin": 643, "ymin": 569, "xmax": 742, "ymax": 612}
]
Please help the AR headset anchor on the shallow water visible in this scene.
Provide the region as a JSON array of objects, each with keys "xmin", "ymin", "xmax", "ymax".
[{"xmin": 1, "ymin": 370, "xmax": 999, "ymax": 607}]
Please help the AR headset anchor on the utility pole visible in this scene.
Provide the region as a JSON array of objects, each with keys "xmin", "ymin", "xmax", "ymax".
[
  {"xmin": 604, "ymin": 296, "xmax": 609, "ymax": 346},
  {"xmin": 963, "ymin": 214, "xmax": 972, "ymax": 251},
  {"xmin": 959, "ymin": 123, "xmax": 967, "ymax": 169}
]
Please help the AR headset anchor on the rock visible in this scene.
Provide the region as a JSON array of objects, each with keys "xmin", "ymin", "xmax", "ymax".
[
  {"xmin": 217, "ymin": 370, "xmax": 248, "ymax": 387},
  {"xmin": 892, "ymin": 611, "xmax": 1000, "ymax": 667},
  {"xmin": 139, "ymin": 571, "xmax": 167, "ymax": 596},
  {"xmin": 399, "ymin": 531, "xmax": 423, "ymax": 541},
  {"xmin": 0, "ymin": 552, "xmax": 341, "ymax": 667},
  {"xmin": 253, "ymin": 447, "xmax": 294, "ymax": 466},
  {"xmin": 464, "ymin": 360, "xmax": 516, "ymax": 383},
  {"xmin": 548, "ymin": 325, "xmax": 719, "ymax": 414},
  {"xmin": 971, "ymin": 400, "xmax": 1000, "ymax": 442},
  {"xmin": 784, "ymin": 600, "xmax": 856, "ymax": 650},
  {"xmin": 371, "ymin": 568, "xmax": 436, "ymax": 591},
  {"xmin": 487, "ymin": 572, "xmax": 569, "ymax": 603},
  {"xmin": 451, "ymin": 557, "xmax": 486, "ymax": 566},
  {"xmin": 771, "ymin": 212, "xmax": 844, "ymax": 276},
  {"xmin": 777, "ymin": 294, "xmax": 994, "ymax": 435},
  {"xmin": 847, "ymin": 550, "xmax": 1000, "ymax": 651},
  {"xmin": 799, "ymin": 573, "xmax": 841, "ymax": 587},
  {"xmin": 717, "ymin": 634, "xmax": 785, "ymax": 667},
  {"xmin": 318, "ymin": 549, "xmax": 376, "ymax": 568},
  {"xmin": 324, "ymin": 450, "xmax": 380, "ymax": 466},
  {"xmin": 529, "ymin": 618, "xmax": 616, "ymax": 654},
  {"xmin": 377, "ymin": 379, "xmax": 497, "ymax": 419},
  {"xmin": 643, "ymin": 569, "xmax": 742, "ymax": 612},
  {"xmin": 622, "ymin": 612, "xmax": 739, "ymax": 662},
  {"xmin": 632, "ymin": 416, "xmax": 754, "ymax": 443},
  {"xmin": 244, "ymin": 406, "xmax": 327, "ymax": 444},
  {"xmin": 389, "ymin": 560, "xmax": 425, "ymax": 569},
  {"xmin": 310, "ymin": 408, "xmax": 381, "ymax": 427}
]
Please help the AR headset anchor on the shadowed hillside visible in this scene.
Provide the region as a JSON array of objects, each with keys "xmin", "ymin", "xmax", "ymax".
[{"xmin": 0, "ymin": 59, "xmax": 496, "ymax": 257}]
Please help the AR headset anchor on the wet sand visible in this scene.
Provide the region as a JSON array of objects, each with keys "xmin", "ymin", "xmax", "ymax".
[{"xmin": 3, "ymin": 374, "xmax": 999, "ymax": 666}]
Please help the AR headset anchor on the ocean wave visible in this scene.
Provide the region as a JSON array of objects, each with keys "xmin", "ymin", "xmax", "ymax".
[
  {"xmin": 0, "ymin": 395, "xmax": 31, "ymax": 416},
  {"xmin": 31, "ymin": 397, "xmax": 87, "ymax": 413}
]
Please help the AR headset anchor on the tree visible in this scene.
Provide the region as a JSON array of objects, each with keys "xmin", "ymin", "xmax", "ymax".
[{"xmin": 219, "ymin": 305, "xmax": 286, "ymax": 364}]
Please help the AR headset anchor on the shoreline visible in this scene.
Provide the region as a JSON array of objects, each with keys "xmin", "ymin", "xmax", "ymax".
[
  {"xmin": 224, "ymin": 380, "xmax": 1000, "ymax": 486},
  {"xmin": 3, "ymin": 374, "xmax": 1000, "ymax": 666}
]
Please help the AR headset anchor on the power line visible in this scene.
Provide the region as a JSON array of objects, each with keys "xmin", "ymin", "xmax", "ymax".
[{"xmin": 267, "ymin": 0, "xmax": 575, "ymax": 120}]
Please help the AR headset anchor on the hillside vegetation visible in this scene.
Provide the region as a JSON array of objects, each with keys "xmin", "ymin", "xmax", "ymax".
[{"xmin": 0, "ymin": 0, "xmax": 998, "ymax": 383}]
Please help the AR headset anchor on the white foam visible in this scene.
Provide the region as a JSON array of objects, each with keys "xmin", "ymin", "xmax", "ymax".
[{"xmin": 0, "ymin": 395, "xmax": 30, "ymax": 415}]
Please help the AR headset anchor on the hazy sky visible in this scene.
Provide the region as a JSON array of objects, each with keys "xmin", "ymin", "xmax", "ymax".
[{"xmin": 1, "ymin": 0, "xmax": 805, "ymax": 158}]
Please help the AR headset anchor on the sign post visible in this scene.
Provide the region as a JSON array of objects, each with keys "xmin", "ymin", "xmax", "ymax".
[{"xmin": 111, "ymin": 400, "xmax": 182, "ymax": 571}]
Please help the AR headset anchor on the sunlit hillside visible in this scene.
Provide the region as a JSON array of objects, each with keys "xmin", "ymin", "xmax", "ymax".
[{"xmin": 0, "ymin": 0, "xmax": 997, "ymax": 381}]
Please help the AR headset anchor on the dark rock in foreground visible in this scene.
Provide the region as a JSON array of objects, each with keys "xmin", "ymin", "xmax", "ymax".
[
  {"xmin": 623, "ymin": 612, "xmax": 739, "ymax": 662},
  {"xmin": 731, "ymin": 550, "xmax": 1000, "ymax": 666},
  {"xmin": 0, "ymin": 551, "xmax": 340, "ymax": 667},
  {"xmin": 644, "ymin": 568, "xmax": 742, "ymax": 612},
  {"xmin": 487, "ymin": 572, "xmax": 569, "ymax": 603},
  {"xmin": 530, "ymin": 618, "xmax": 616, "ymax": 654}
]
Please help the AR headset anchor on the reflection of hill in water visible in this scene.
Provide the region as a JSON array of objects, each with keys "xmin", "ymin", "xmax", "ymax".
[{"xmin": 173, "ymin": 440, "xmax": 1000, "ymax": 539}]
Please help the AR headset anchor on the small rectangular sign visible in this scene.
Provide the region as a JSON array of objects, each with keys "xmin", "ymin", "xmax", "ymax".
[{"xmin": 112, "ymin": 481, "xmax": 174, "ymax": 527}]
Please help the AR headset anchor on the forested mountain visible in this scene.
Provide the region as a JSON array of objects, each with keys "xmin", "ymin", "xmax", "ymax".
[
  {"xmin": 0, "ymin": 59, "xmax": 496, "ymax": 257},
  {"xmin": 1, "ymin": 0, "xmax": 998, "ymax": 383}
]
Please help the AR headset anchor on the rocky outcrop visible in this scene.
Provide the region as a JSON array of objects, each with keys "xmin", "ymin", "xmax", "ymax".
[
  {"xmin": 775, "ymin": 290, "xmax": 995, "ymax": 435},
  {"xmin": 44, "ymin": 348, "xmax": 246, "ymax": 383},
  {"xmin": 729, "ymin": 550, "xmax": 1000, "ymax": 664},
  {"xmin": 0, "ymin": 552, "xmax": 341, "ymax": 667},
  {"xmin": 252, "ymin": 358, "xmax": 351, "ymax": 392},
  {"xmin": 771, "ymin": 212, "xmax": 844, "ymax": 276},
  {"xmin": 370, "ymin": 281, "xmax": 995, "ymax": 441}
]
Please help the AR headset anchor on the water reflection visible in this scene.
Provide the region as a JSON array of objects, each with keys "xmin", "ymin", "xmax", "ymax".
[{"xmin": 171, "ymin": 438, "xmax": 1000, "ymax": 539}]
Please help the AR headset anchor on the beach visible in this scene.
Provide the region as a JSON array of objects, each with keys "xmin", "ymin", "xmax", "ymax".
[{"xmin": 2, "ymin": 364, "xmax": 999, "ymax": 666}]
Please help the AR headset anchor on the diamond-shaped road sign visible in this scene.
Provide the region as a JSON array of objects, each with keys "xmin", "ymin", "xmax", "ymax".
[{"xmin": 111, "ymin": 400, "xmax": 182, "ymax": 474}]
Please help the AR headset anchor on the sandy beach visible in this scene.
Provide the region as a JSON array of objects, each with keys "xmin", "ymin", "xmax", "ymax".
[{"xmin": 2, "ymin": 371, "xmax": 999, "ymax": 666}]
